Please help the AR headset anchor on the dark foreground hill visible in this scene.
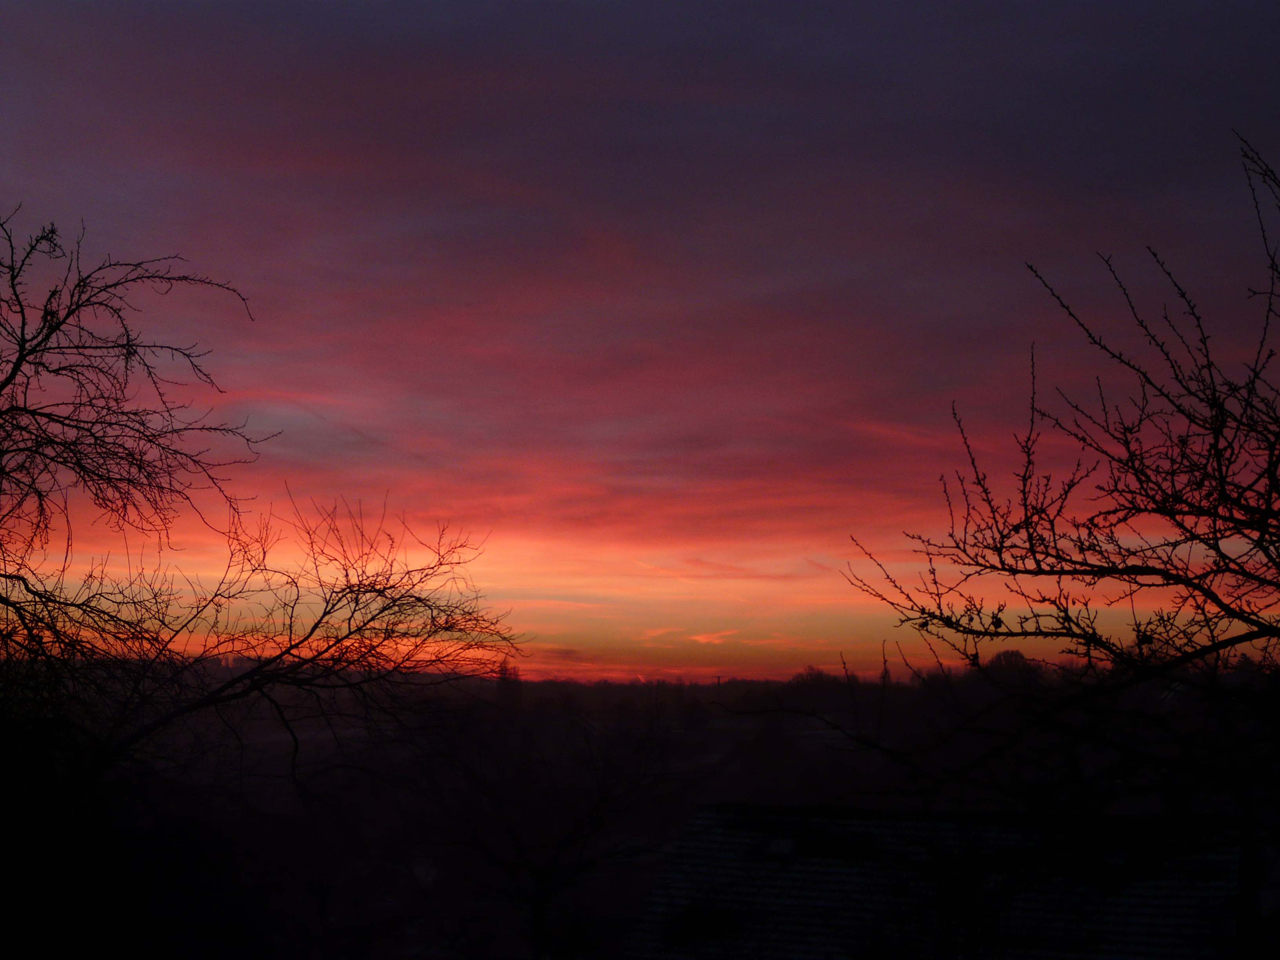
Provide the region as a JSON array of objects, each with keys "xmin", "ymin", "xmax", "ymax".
[{"xmin": 9, "ymin": 666, "xmax": 1278, "ymax": 958}]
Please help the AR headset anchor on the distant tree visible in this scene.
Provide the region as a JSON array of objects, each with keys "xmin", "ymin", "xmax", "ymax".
[
  {"xmin": 976, "ymin": 648, "xmax": 1042, "ymax": 686},
  {"xmin": 496, "ymin": 656, "xmax": 524, "ymax": 709},
  {"xmin": 782, "ymin": 664, "xmax": 855, "ymax": 714},
  {"xmin": 788, "ymin": 665, "xmax": 843, "ymax": 686},
  {"xmin": 0, "ymin": 210, "xmax": 514, "ymax": 784}
]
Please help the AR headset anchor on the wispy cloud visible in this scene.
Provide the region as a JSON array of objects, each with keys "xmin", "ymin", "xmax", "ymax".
[{"xmin": 689, "ymin": 629, "xmax": 738, "ymax": 645}]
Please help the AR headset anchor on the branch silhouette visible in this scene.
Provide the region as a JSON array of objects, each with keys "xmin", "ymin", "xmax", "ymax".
[{"xmin": 0, "ymin": 210, "xmax": 515, "ymax": 784}]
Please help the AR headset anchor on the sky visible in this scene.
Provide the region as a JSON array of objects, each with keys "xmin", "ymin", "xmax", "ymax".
[{"xmin": 3, "ymin": 1, "xmax": 1279, "ymax": 680}]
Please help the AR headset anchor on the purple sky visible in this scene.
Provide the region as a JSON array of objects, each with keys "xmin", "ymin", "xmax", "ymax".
[{"xmin": 4, "ymin": 1, "xmax": 1278, "ymax": 678}]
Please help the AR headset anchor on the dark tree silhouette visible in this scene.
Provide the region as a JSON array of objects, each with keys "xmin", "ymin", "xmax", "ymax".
[
  {"xmin": 839, "ymin": 147, "xmax": 1280, "ymax": 904},
  {"xmin": 0, "ymin": 210, "xmax": 514, "ymax": 782},
  {"xmin": 849, "ymin": 140, "xmax": 1280, "ymax": 685}
]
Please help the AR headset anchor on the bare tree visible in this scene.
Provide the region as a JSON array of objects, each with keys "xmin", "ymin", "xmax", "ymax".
[
  {"xmin": 839, "ymin": 144, "xmax": 1280, "ymax": 857},
  {"xmin": 0, "ymin": 211, "xmax": 514, "ymax": 782},
  {"xmin": 849, "ymin": 140, "xmax": 1280, "ymax": 686}
]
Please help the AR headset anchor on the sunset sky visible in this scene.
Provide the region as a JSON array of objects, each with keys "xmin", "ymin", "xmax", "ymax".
[{"xmin": 4, "ymin": 1, "xmax": 1279, "ymax": 680}]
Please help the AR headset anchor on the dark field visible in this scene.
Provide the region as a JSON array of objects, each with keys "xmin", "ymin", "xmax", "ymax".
[{"xmin": 11, "ymin": 661, "xmax": 1278, "ymax": 958}]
